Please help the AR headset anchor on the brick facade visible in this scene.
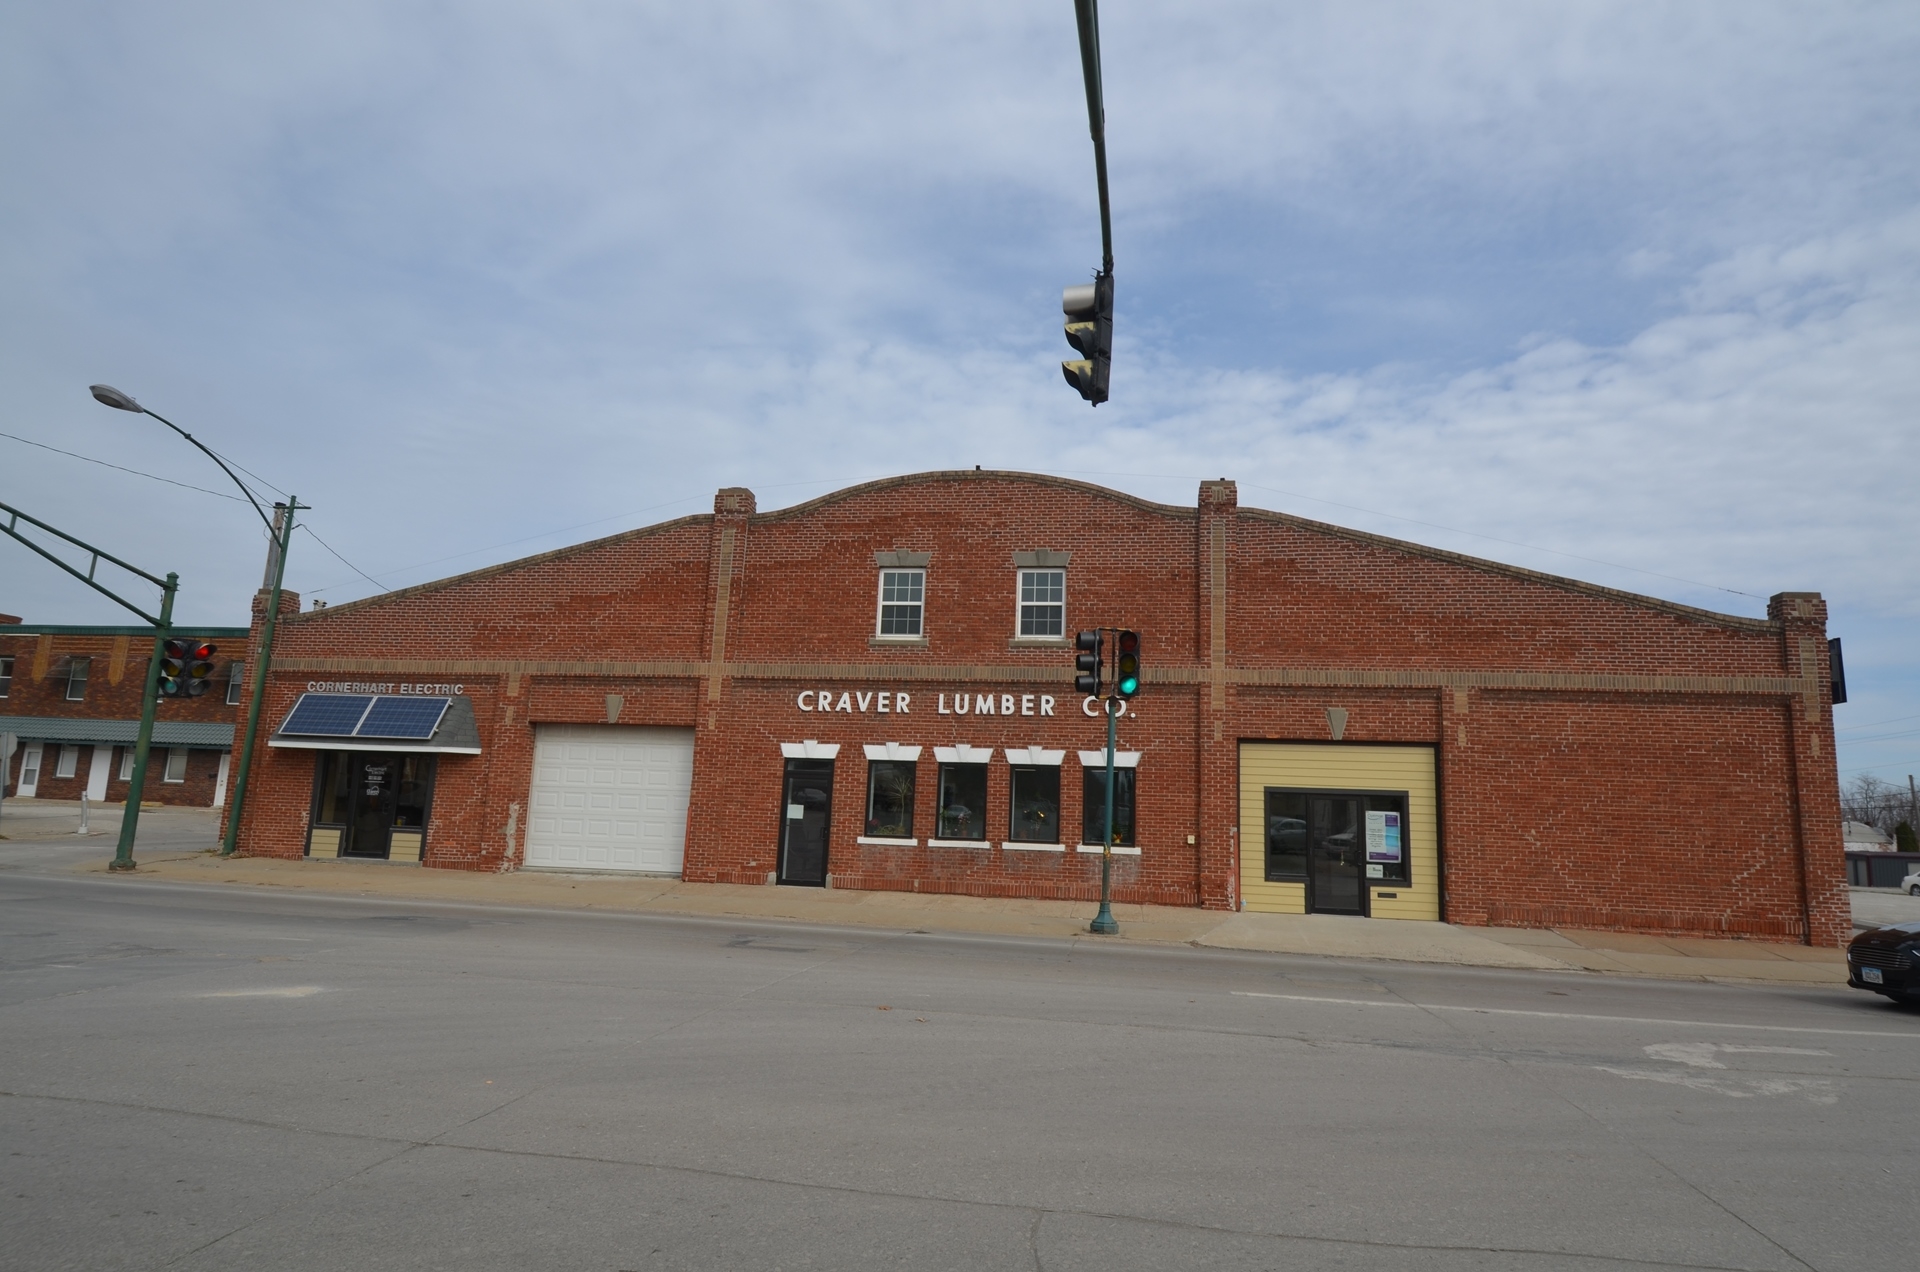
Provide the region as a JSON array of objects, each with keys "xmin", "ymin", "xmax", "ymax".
[
  {"xmin": 224, "ymin": 471, "xmax": 1849, "ymax": 945},
  {"xmin": 1, "ymin": 624, "xmax": 242, "ymax": 807}
]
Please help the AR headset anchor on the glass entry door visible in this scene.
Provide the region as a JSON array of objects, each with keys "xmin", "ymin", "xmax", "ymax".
[
  {"xmin": 347, "ymin": 757, "xmax": 400, "ymax": 857},
  {"xmin": 779, "ymin": 758, "xmax": 834, "ymax": 886},
  {"xmin": 311, "ymin": 751, "xmax": 436, "ymax": 860},
  {"xmin": 1307, "ymin": 796, "xmax": 1365, "ymax": 915}
]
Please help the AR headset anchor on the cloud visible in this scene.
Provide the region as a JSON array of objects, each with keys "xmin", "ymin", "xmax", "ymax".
[{"xmin": 2, "ymin": 2, "xmax": 1916, "ymax": 771}]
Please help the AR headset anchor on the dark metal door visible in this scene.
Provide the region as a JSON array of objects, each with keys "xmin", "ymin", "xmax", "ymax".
[
  {"xmin": 1307, "ymin": 796, "xmax": 1365, "ymax": 915},
  {"xmin": 345, "ymin": 754, "xmax": 399, "ymax": 858},
  {"xmin": 779, "ymin": 759, "xmax": 834, "ymax": 886}
]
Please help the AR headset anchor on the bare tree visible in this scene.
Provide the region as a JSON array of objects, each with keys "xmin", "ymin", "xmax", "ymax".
[{"xmin": 1841, "ymin": 773, "xmax": 1917, "ymax": 839}]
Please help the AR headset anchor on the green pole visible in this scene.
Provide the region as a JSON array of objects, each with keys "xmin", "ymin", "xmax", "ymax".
[
  {"xmin": 113, "ymin": 573, "xmax": 177, "ymax": 871},
  {"xmin": 221, "ymin": 498, "xmax": 299, "ymax": 856},
  {"xmin": 1089, "ymin": 687, "xmax": 1120, "ymax": 934}
]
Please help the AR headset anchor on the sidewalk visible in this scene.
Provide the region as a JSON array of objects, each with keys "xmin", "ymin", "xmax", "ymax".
[{"xmin": 90, "ymin": 847, "xmax": 1850, "ymax": 987}]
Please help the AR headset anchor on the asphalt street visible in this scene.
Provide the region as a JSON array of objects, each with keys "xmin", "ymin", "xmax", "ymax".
[{"xmin": 2, "ymin": 837, "xmax": 1917, "ymax": 1271}]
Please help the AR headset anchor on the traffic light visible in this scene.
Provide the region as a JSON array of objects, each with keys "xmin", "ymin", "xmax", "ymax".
[
  {"xmin": 1061, "ymin": 271, "xmax": 1113, "ymax": 404},
  {"xmin": 1114, "ymin": 629, "xmax": 1140, "ymax": 698},
  {"xmin": 1074, "ymin": 629, "xmax": 1103, "ymax": 695},
  {"xmin": 183, "ymin": 642, "xmax": 218, "ymax": 697},
  {"xmin": 157, "ymin": 640, "xmax": 217, "ymax": 697},
  {"xmin": 158, "ymin": 640, "xmax": 189, "ymax": 697}
]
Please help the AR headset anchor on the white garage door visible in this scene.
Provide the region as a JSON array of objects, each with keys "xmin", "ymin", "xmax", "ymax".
[{"xmin": 525, "ymin": 725, "xmax": 695, "ymax": 874}]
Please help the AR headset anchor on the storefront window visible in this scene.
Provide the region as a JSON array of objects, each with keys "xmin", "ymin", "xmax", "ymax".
[
  {"xmin": 1009, "ymin": 766, "xmax": 1060, "ymax": 842},
  {"xmin": 1266, "ymin": 789, "xmax": 1409, "ymax": 885},
  {"xmin": 394, "ymin": 755, "xmax": 434, "ymax": 828},
  {"xmin": 1362, "ymin": 793, "xmax": 1410, "ymax": 884},
  {"xmin": 314, "ymin": 752, "xmax": 352, "ymax": 825},
  {"xmin": 865, "ymin": 760, "xmax": 915, "ymax": 838},
  {"xmin": 1080, "ymin": 767, "xmax": 1135, "ymax": 846},
  {"xmin": 937, "ymin": 763, "xmax": 988, "ymax": 840},
  {"xmin": 1266, "ymin": 791, "xmax": 1308, "ymax": 879}
]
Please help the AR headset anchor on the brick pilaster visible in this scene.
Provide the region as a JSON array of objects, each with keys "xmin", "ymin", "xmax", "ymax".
[
  {"xmin": 1196, "ymin": 479, "xmax": 1238, "ymax": 909},
  {"xmin": 1768, "ymin": 592, "xmax": 1848, "ymax": 946}
]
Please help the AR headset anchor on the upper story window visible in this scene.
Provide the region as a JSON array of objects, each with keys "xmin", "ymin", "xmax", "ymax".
[
  {"xmin": 65, "ymin": 657, "xmax": 90, "ymax": 702},
  {"xmin": 1018, "ymin": 570, "xmax": 1065, "ymax": 637},
  {"xmin": 872, "ymin": 550, "xmax": 931, "ymax": 641},
  {"xmin": 0, "ymin": 655, "xmax": 12, "ymax": 697},
  {"xmin": 877, "ymin": 570, "xmax": 924, "ymax": 636},
  {"xmin": 226, "ymin": 661, "xmax": 246, "ymax": 706}
]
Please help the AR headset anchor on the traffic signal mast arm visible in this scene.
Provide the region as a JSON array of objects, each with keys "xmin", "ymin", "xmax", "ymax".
[{"xmin": 1060, "ymin": 0, "xmax": 1115, "ymax": 406}]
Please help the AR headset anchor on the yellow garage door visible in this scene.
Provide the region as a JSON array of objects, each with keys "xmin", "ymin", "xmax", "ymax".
[{"xmin": 1239, "ymin": 743, "xmax": 1439, "ymax": 921}]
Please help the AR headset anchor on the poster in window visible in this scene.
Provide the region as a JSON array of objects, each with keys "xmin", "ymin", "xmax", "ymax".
[{"xmin": 1365, "ymin": 810, "xmax": 1402, "ymax": 863}]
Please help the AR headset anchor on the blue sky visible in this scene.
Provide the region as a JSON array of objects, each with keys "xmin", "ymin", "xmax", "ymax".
[{"xmin": 3, "ymin": 1, "xmax": 1917, "ymax": 783}]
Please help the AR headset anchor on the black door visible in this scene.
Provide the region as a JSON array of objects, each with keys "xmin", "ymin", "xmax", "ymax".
[
  {"xmin": 1307, "ymin": 796, "xmax": 1365, "ymax": 915},
  {"xmin": 345, "ymin": 754, "xmax": 400, "ymax": 858},
  {"xmin": 779, "ymin": 759, "xmax": 834, "ymax": 886}
]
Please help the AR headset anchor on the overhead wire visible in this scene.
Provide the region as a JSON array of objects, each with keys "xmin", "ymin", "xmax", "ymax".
[
  {"xmin": 297, "ymin": 524, "xmax": 390, "ymax": 594},
  {"xmin": 1, "ymin": 430, "xmax": 249, "ymax": 502}
]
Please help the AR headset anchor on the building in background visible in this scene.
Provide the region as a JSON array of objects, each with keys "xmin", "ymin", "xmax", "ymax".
[
  {"xmin": 223, "ymin": 471, "xmax": 1850, "ymax": 945},
  {"xmin": 0, "ymin": 618, "xmax": 247, "ymax": 807}
]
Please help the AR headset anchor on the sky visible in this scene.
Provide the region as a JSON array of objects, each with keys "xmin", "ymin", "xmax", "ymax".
[{"xmin": 2, "ymin": 1, "xmax": 1917, "ymax": 785}]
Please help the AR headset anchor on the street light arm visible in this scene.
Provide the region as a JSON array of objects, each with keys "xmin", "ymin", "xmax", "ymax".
[{"xmin": 136, "ymin": 407, "xmax": 275, "ymax": 532}]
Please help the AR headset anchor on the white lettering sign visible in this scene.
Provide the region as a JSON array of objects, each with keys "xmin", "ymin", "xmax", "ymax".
[
  {"xmin": 937, "ymin": 692, "xmax": 1055, "ymax": 717},
  {"xmin": 1081, "ymin": 696, "xmax": 1129, "ymax": 718},
  {"xmin": 796, "ymin": 689, "xmax": 913, "ymax": 714},
  {"xmin": 306, "ymin": 681, "xmax": 466, "ymax": 696}
]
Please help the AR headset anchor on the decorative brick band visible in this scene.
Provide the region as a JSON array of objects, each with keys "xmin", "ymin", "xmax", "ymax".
[{"xmin": 270, "ymin": 656, "xmax": 1809, "ymax": 698}]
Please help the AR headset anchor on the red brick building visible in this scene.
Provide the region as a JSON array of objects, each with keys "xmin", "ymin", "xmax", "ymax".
[
  {"xmin": 226, "ymin": 472, "xmax": 1849, "ymax": 945},
  {"xmin": 1, "ymin": 619, "xmax": 247, "ymax": 807}
]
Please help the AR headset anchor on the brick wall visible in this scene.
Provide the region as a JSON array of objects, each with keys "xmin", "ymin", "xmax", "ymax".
[
  {"xmin": 224, "ymin": 471, "xmax": 1847, "ymax": 944},
  {"xmin": 1, "ymin": 627, "xmax": 238, "ymax": 807}
]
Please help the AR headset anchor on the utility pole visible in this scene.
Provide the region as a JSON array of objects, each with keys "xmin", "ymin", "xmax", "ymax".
[{"xmin": 221, "ymin": 498, "xmax": 301, "ymax": 856}]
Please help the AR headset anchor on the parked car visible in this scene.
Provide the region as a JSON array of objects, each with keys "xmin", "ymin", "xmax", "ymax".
[
  {"xmin": 1846, "ymin": 920, "xmax": 1920, "ymax": 1005},
  {"xmin": 1906, "ymin": 869, "xmax": 1920, "ymax": 897}
]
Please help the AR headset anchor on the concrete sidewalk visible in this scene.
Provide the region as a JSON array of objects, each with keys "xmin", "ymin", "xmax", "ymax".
[{"xmin": 87, "ymin": 846, "xmax": 1850, "ymax": 987}]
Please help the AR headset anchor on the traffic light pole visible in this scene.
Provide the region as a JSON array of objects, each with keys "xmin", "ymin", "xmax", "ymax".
[
  {"xmin": 0, "ymin": 499, "xmax": 178, "ymax": 872},
  {"xmin": 221, "ymin": 498, "xmax": 301, "ymax": 857},
  {"xmin": 114, "ymin": 576, "xmax": 178, "ymax": 870},
  {"xmin": 1089, "ymin": 693, "xmax": 1120, "ymax": 935}
]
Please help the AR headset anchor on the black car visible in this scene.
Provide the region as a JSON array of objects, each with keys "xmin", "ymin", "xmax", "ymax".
[{"xmin": 1846, "ymin": 920, "xmax": 1920, "ymax": 1005}]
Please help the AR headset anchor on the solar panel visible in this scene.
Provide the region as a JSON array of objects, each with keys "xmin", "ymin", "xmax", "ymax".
[
  {"xmin": 356, "ymin": 696, "xmax": 451, "ymax": 740},
  {"xmin": 280, "ymin": 694, "xmax": 375, "ymax": 737}
]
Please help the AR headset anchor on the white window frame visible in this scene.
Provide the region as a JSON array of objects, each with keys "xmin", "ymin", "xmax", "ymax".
[
  {"xmin": 119, "ymin": 747, "xmax": 134, "ymax": 781},
  {"xmin": 54, "ymin": 745, "xmax": 78, "ymax": 779},
  {"xmin": 226, "ymin": 661, "xmax": 246, "ymax": 705},
  {"xmin": 1016, "ymin": 569, "xmax": 1066, "ymax": 638},
  {"xmin": 65, "ymin": 657, "xmax": 90, "ymax": 702},
  {"xmin": 0, "ymin": 654, "xmax": 13, "ymax": 697},
  {"xmin": 163, "ymin": 748, "xmax": 189, "ymax": 783},
  {"xmin": 875, "ymin": 568, "xmax": 925, "ymax": 639}
]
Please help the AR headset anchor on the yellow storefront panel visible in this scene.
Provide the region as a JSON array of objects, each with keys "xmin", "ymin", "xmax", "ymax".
[{"xmin": 1238, "ymin": 743, "xmax": 1439, "ymax": 921}]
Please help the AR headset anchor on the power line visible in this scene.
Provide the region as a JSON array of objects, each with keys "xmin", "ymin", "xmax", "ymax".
[
  {"xmin": 298, "ymin": 524, "xmax": 390, "ymax": 594},
  {"xmin": 1, "ymin": 430, "xmax": 249, "ymax": 502},
  {"xmin": 1838, "ymin": 711, "xmax": 1920, "ymax": 733}
]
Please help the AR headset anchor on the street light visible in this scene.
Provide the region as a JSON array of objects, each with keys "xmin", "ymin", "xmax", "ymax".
[{"xmin": 89, "ymin": 385, "xmax": 302, "ymax": 858}]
